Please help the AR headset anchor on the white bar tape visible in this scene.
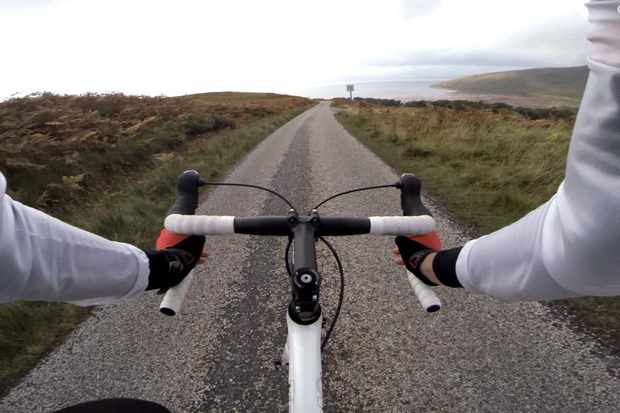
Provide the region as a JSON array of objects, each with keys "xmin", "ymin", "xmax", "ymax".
[
  {"xmin": 369, "ymin": 216, "xmax": 435, "ymax": 235},
  {"xmin": 407, "ymin": 270, "xmax": 441, "ymax": 313},
  {"xmin": 160, "ymin": 270, "xmax": 194, "ymax": 316},
  {"xmin": 164, "ymin": 214, "xmax": 235, "ymax": 235}
]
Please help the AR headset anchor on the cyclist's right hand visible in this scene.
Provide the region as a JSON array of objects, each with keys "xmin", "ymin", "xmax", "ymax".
[
  {"xmin": 394, "ymin": 235, "xmax": 440, "ymax": 286},
  {"xmin": 396, "ymin": 173, "xmax": 443, "ymax": 285}
]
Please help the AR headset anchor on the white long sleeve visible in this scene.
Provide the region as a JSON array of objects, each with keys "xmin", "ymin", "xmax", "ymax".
[
  {"xmin": 455, "ymin": 0, "xmax": 620, "ymax": 301},
  {"xmin": 0, "ymin": 173, "xmax": 150, "ymax": 306}
]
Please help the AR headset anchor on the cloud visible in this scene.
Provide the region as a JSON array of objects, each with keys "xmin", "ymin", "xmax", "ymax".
[
  {"xmin": 372, "ymin": 14, "xmax": 588, "ymax": 69},
  {"xmin": 377, "ymin": 47, "xmax": 585, "ymax": 69},
  {"xmin": 0, "ymin": 0, "xmax": 591, "ymax": 98},
  {"xmin": 401, "ymin": 0, "xmax": 441, "ymax": 19},
  {"xmin": 502, "ymin": 17, "xmax": 589, "ymax": 65},
  {"xmin": 0, "ymin": 0, "xmax": 51, "ymax": 9}
]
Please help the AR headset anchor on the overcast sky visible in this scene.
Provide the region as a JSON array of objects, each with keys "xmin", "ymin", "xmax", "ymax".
[{"xmin": 0, "ymin": 0, "xmax": 590, "ymax": 98}]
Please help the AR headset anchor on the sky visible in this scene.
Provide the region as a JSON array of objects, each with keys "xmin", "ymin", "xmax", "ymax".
[{"xmin": 0, "ymin": 0, "xmax": 590, "ymax": 98}]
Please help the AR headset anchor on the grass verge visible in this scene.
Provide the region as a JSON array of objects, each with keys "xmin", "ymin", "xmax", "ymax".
[
  {"xmin": 334, "ymin": 99, "xmax": 620, "ymax": 358},
  {"xmin": 0, "ymin": 92, "xmax": 313, "ymax": 396}
]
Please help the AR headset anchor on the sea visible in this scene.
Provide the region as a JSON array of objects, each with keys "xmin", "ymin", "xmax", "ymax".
[{"xmin": 296, "ymin": 79, "xmax": 456, "ymax": 102}]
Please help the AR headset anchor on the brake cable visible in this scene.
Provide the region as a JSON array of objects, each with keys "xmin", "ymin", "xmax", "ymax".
[
  {"xmin": 319, "ymin": 236, "xmax": 345, "ymax": 351},
  {"xmin": 284, "ymin": 235, "xmax": 343, "ymax": 351},
  {"xmin": 311, "ymin": 183, "xmax": 398, "ymax": 212},
  {"xmin": 205, "ymin": 181, "xmax": 394, "ymax": 351},
  {"xmin": 283, "ymin": 183, "xmax": 399, "ymax": 350},
  {"xmin": 285, "ymin": 236, "xmax": 293, "ymax": 277},
  {"xmin": 200, "ymin": 181, "xmax": 298, "ymax": 213}
]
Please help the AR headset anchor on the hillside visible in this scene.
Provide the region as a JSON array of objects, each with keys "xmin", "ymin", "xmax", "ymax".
[
  {"xmin": 0, "ymin": 91, "xmax": 313, "ymax": 395},
  {"xmin": 433, "ymin": 66, "xmax": 588, "ymax": 104},
  {"xmin": 0, "ymin": 92, "xmax": 308, "ymax": 208}
]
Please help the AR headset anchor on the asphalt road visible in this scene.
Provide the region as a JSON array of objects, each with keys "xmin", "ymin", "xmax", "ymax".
[{"xmin": 2, "ymin": 101, "xmax": 620, "ymax": 412}]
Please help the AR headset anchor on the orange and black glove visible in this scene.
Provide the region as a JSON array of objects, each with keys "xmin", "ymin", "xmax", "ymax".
[
  {"xmin": 144, "ymin": 233, "xmax": 205, "ymax": 291},
  {"xmin": 395, "ymin": 232, "xmax": 442, "ymax": 286},
  {"xmin": 145, "ymin": 170, "xmax": 207, "ymax": 291},
  {"xmin": 394, "ymin": 233, "xmax": 463, "ymax": 288}
]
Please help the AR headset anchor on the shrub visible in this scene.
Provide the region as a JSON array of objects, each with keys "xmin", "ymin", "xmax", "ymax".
[
  {"xmin": 183, "ymin": 116, "xmax": 235, "ymax": 136},
  {"xmin": 402, "ymin": 144, "xmax": 433, "ymax": 158},
  {"xmin": 404, "ymin": 101, "xmax": 428, "ymax": 108},
  {"xmin": 29, "ymin": 110, "xmax": 57, "ymax": 128},
  {"xmin": 95, "ymin": 95, "xmax": 128, "ymax": 117},
  {"xmin": 353, "ymin": 97, "xmax": 402, "ymax": 107}
]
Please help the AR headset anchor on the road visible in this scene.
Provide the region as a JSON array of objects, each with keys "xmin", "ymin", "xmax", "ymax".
[{"xmin": 2, "ymin": 101, "xmax": 619, "ymax": 412}]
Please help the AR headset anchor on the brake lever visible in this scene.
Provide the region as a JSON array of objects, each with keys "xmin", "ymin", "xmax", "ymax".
[
  {"xmin": 159, "ymin": 170, "xmax": 202, "ymax": 316},
  {"xmin": 398, "ymin": 173, "xmax": 442, "ymax": 313}
]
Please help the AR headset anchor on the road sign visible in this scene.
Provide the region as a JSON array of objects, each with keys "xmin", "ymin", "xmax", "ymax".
[{"xmin": 346, "ymin": 84, "xmax": 354, "ymax": 100}]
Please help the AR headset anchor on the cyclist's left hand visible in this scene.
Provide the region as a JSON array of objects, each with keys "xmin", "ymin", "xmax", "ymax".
[{"xmin": 144, "ymin": 235, "xmax": 206, "ymax": 291}]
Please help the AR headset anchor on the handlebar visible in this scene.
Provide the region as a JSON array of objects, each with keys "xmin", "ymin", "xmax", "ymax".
[
  {"xmin": 164, "ymin": 215, "xmax": 435, "ymax": 237},
  {"xmin": 158, "ymin": 171, "xmax": 443, "ymax": 316}
]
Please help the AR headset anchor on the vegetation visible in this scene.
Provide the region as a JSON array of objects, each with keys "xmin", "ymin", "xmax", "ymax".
[
  {"xmin": 351, "ymin": 97, "xmax": 578, "ymax": 120},
  {"xmin": 334, "ymin": 98, "xmax": 574, "ymax": 232},
  {"xmin": 0, "ymin": 92, "xmax": 313, "ymax": 395},
  {"xmin": 433, "ymin": 66, "xmax": 588, "ymax": 105},
  {"xmin": 352, "ymin": 97, "xmax": 403, "ymax": 107},
  {"xmin": 334, "ymin": 99, "xmax": 620, "ymax": 355}
]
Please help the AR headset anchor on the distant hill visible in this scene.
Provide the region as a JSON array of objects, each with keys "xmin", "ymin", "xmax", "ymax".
[{"xmin": 433, "ymin": 66, "xmax": 588, "ymax": 102}]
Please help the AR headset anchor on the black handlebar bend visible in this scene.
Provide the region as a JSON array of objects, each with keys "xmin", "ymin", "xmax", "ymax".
[
  {"xmin": 399, "ymin": 173, "xmax": 432, "ymax": 217},
  {"xmin": 169, "ymin": 170, "xmax": 202, "ymax": 215}
]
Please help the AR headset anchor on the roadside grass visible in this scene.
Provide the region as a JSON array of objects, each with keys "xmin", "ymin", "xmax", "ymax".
[
  {"xmin": 334, "ymin": 99, "xmax": 620, "ymax": 355},
  {"xmin": 0, "ymin": 92, "xmax": 313, "ymax": 396},
  {"xmin": 335, "ymin": 100, "xmax": 572, "ymax": 233},
  {"xmin": 528, "ymin": 94, "xmax": 582, "ymax": 107}
]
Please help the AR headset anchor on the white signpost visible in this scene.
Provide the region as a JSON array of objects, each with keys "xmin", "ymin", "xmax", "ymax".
[{"xmin": 346, "ymin": 84, "xmax": 354, "ymax": 100}]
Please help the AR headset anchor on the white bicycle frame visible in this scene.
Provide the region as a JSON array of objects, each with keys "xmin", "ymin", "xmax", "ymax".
[
  {"xmin": 281, "ymin": 272, "xmax": 437, "ymax": 413},
  {"xmin": 286, "ymin": 314, "xmax": 323, "ymax": 413}
]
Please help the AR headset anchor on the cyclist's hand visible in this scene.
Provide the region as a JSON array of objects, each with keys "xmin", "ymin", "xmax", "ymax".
[
  {"xmin": 144, "ymin": 235, "xmax": 206, "ymax": 291},
  {"xmin": 393, "ymin": 235, "xmax": 437, "ymax": 286}
]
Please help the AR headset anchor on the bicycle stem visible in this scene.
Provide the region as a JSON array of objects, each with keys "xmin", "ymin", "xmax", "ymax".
[{"xmin": 288, "ymin": 211, "xmax": 322, "ymax": 325}]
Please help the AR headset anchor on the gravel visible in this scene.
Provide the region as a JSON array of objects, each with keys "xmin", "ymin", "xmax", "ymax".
[{"xmin": 2, "ymin": 102, "xmax": 619, "ymax": 412}]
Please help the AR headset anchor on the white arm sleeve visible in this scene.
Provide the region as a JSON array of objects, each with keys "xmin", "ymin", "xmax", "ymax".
[
  {"xmin": 0, "ymin": 173, "xmax": 150, "ymax": 306},
  {"xmin": 455, "ymin": 0, "xmax": 620, "ymax": 301}
]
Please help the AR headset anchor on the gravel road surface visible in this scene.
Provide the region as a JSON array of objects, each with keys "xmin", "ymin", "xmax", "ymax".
[{"xmin": 2, "ymin": 101, "xmax": 619, "ymax": 412}]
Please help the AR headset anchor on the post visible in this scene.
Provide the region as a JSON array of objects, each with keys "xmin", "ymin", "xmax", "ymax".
[{"xmin": 346, "ymin": 84, "xmax": 354, "ymax": 100}]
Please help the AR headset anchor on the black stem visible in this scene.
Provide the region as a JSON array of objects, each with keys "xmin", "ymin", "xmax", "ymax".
[
  {"xmin": 319, "ymin": 236, "xmax": 344, "ymax": 351},
  {"xmin": 312, "ymin": 184, "xmax": 398, "ymax": 211},
  {"xmin": 201, "ymin": 181, "xmax": 298, "ymax": 213}
]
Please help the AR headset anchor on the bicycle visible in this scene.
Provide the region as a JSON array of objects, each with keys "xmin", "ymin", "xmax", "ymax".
[{"xmin": 158, "ymin": 170, "xmax": 443, "ymax": 413}]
